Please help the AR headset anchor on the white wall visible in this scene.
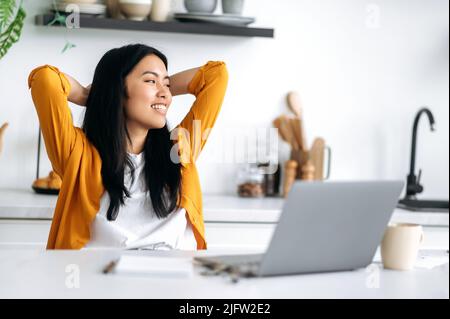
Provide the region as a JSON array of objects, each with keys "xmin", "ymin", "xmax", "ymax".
[{"xmin": 0, "ymin": 0, "xmax": 448, "ymax": 199}]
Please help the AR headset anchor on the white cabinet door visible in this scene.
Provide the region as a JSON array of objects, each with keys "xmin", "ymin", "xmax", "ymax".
[
  {"xmin": 205, "ymin": 222, "xmax": 276, "ymax": 251},
  {"xmin": 0, "ymin": 219, "xmax": 51, "ymax": 249},
  {"xmin": 1, "ymin": 219, "xmax": 446, "ymax": 252},
  {"xmin": 0, "ymin": 219, "xmax": 277, "ymax": 251}
]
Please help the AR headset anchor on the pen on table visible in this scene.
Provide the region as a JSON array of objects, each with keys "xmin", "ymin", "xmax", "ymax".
[{"xmin": 103, "ymin": 259, "xmax": 118, "ymax": 274}]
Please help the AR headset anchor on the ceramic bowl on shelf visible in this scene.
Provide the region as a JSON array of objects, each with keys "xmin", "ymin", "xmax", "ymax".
[
  {"xmin": 150, "ymin": 0, "xmax": 171, "ymax": 22},
  {"xmin": 59, "ymin": 0, "xmax": 98, "ymax": 4},
  {"xmin": 119, "ymin": 0, "xmax": 153, "ymax": 21},
  {"xmin": 55, "ymin": 1, "xmax": 107, "ymax": 16},
  {"xmin": 222, "ymin": 0, "xmax": 244, "ymax": 15},
  {"xmin": 184, "ymin": 0, "xmax": 217, "ymax": 14}
]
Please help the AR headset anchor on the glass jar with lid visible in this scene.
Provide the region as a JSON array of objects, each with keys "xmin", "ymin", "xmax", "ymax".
[{"xmin": 236, "ymin": 164, "xmax": 265, "ymax": 198}]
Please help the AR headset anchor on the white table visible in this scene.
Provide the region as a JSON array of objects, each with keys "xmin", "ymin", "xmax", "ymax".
[
  {"xmin": 0, "ymin": 189, "xmax": 448, "ymax": 299},
  {"xmin": 0, "ymin": 248, "xmax": 448, "ymax": 299}
]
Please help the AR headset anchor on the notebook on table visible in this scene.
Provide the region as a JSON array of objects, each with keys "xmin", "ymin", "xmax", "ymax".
[{"xmin": 103, "ymin": 255, "xmax": 194, "ymax": 278}]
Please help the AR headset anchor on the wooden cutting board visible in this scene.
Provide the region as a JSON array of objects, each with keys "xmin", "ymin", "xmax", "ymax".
[{"xmin": 309, "ymin": 137, "xmax": 326, "ymax": 180}]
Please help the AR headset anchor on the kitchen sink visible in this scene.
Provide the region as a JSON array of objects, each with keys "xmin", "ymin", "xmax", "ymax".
[{"xmin": 398, "ymin": 198, "xmax": 449, "ymax": 212}]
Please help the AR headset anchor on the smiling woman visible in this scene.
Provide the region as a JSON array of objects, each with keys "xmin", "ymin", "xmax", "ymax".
[
  {"xmin": 28, "ymin": 43, "xmax": 229, "ymax": 250},
  {"xmin": 83, "ymin": 45, "xmax": 181, "ymax": 223},
  {"xmin": 123, "ymin": 54, "xmax": 174, "ymax": 135}
]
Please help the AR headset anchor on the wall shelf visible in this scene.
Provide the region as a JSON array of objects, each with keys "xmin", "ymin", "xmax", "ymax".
[{"xmin": 35, "ymin": 14, "xmax": 274, "ymax": 38}]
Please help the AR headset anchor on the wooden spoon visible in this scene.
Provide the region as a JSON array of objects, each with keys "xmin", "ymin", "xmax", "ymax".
[
  {"xmin": 287, "ymin": 91, "xmax": 302, "ymax": 118},
  {"xmin": 273, "ymin": 115, "xmax": 294, "ymax": 149},
  {"xmin": 290, "ymin": 117, "xmax": 307, "ymax": 151},
  {"xmin": 287, "ymin": 92, "xmax": 308, "ymax": 150},
  {"xmin": 273, "ymin": 117, "xmax": 287, "ymax": 143},
  {"xmin": 280, "ymin": 115, "xmax": 298, "ymax": 150}
]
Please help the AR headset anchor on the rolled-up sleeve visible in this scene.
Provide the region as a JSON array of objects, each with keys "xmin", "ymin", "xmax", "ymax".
[
  {"xmin": 28, "ymin": 65, "xmax": 77, "ymax": 177},
  {"xmin": 176, "ymin": 61, "xmax": 229, "ymax": 163}
]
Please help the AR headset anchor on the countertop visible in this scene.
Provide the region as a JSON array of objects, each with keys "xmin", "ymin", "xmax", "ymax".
[
  {"xmin": 0, "ymin": 188, "xmax": 448, "ymax": 226},
  {"xmin": 0, "ymin": 248, "xmax": 447, "ymax": 299}
]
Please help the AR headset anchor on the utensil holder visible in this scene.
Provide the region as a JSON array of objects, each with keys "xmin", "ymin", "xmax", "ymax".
[{"xmin": 290, "ymin": 147, "xmax": 331, "ymax": 180}]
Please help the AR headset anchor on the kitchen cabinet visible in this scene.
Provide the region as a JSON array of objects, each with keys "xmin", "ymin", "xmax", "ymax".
[
  {"xmin": 204, "ymin": 222, "xmax": 275, "ymax": 251},
  {"xmin": 0, "ymin": 219, "xmax": 275, "ymax": 250},
  {"xmin": 0, "ymin": 191, "xmax": 448, "ymax": 250},
  {"xmin": 0, "ymin": 219, "xmax": 448, "ymax": 252},
  {"xmin": 0, "ymin": 219, "xmax": 50, "ymax": 248}
]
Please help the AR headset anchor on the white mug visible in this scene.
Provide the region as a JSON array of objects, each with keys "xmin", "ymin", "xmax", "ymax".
[
  {"xmin": 381, "ymin": 223, "xmax": 424, "ymax": 271},
  {"xmin": 150, "ymin": 0, "xmax": 171, "ymax": 22}
]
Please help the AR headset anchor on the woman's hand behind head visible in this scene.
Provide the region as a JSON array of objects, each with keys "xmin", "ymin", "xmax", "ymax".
[{"xmin": 65, "ymin": 73, "xmax": 90, "ymax": 107}]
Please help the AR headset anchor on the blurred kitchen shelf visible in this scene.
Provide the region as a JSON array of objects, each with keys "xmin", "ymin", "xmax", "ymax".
[{"xmin": 35, "ymin": 14, "xmax": 275, "ymax": 38}]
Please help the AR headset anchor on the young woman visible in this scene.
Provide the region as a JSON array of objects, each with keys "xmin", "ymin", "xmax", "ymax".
[{"xmin": 28, "ymin": 44, "xmax": 228, "ymax": 250}]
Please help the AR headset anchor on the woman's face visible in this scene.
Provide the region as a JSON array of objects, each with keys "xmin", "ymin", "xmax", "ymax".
[{"xmin": 124, "ymin": 54, "xmax": 172, "ymax": 130}]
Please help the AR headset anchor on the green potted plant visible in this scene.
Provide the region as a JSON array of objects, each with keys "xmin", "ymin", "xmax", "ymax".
[
  {"xmin": 0, "ymin": 0, "xmax": 26, "ymax": 59},
  {"xmin": 0, "ymin": 1, "xmax": 24, "ymax": 155}
]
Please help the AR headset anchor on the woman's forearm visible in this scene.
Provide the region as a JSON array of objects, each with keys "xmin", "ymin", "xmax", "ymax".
[
  {"xmin": 169, "ymin": 67, "xmax": 200, "ymax": 97},
  {"xmin": 64, "ymin": 73, "xmax": 90, "ymax": 106}
]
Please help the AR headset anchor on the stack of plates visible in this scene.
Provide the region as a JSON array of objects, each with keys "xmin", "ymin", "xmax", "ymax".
[
  {"xmin": 174, "ymin": 13, "xmax": 255, "ymax": 27},
  {"xmin": 53, "ymin": 0, "xmax": 107, "ymax": 16}
]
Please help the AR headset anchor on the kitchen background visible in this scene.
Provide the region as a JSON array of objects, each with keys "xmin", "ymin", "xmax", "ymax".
[{"xmin": 0, "ymin": 0, "xmax": 448, "ymax": 198}]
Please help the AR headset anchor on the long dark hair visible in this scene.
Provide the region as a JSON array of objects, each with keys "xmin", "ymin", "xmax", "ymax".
[{"xmin": 83, "ymin": 44, "xmax": 182, "ymax": 221}]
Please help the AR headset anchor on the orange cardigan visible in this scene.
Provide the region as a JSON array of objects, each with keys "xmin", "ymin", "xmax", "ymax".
[{"xmin": 28, "ymin": 61, "xmax": 228, "ymax": 250}]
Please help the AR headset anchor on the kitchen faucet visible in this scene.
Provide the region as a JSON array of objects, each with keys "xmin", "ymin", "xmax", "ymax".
[
  {"xmin": 406, "ymin": 107, "xmax": 435, "ymax": 198},
  {"xmin": 398, "ymin": 107, "xmax": 449, "ymax": 212}
]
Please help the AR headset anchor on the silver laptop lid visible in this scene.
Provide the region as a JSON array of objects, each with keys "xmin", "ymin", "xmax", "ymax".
[{"xmin": 259, "ymin": 181, "xmax": 404, "ymax": 276}]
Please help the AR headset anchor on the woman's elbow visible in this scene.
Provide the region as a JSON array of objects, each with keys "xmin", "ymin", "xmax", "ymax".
[{"xmin": 28, "ymin": 65, "xmax": 69, "ymax": 95}]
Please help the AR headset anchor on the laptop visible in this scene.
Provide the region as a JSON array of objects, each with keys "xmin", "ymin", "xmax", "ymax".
[{"xmin": 195, "ymin": 181, "xmax": 404, "ymax": 277}]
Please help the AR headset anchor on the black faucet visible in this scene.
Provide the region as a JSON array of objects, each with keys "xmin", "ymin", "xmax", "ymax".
[
  {"xmin": 399, "ymin": 107, "xmax": 449, "ymax": 212},
  {"xmin": 405, "ymin": 107, "xmax": 435, "ymax": 198}
]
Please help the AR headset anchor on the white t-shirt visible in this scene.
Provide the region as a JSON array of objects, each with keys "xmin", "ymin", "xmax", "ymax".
[{"xmin": 84, "ymin": 152, "xmax": 197, "ymax": 250}]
